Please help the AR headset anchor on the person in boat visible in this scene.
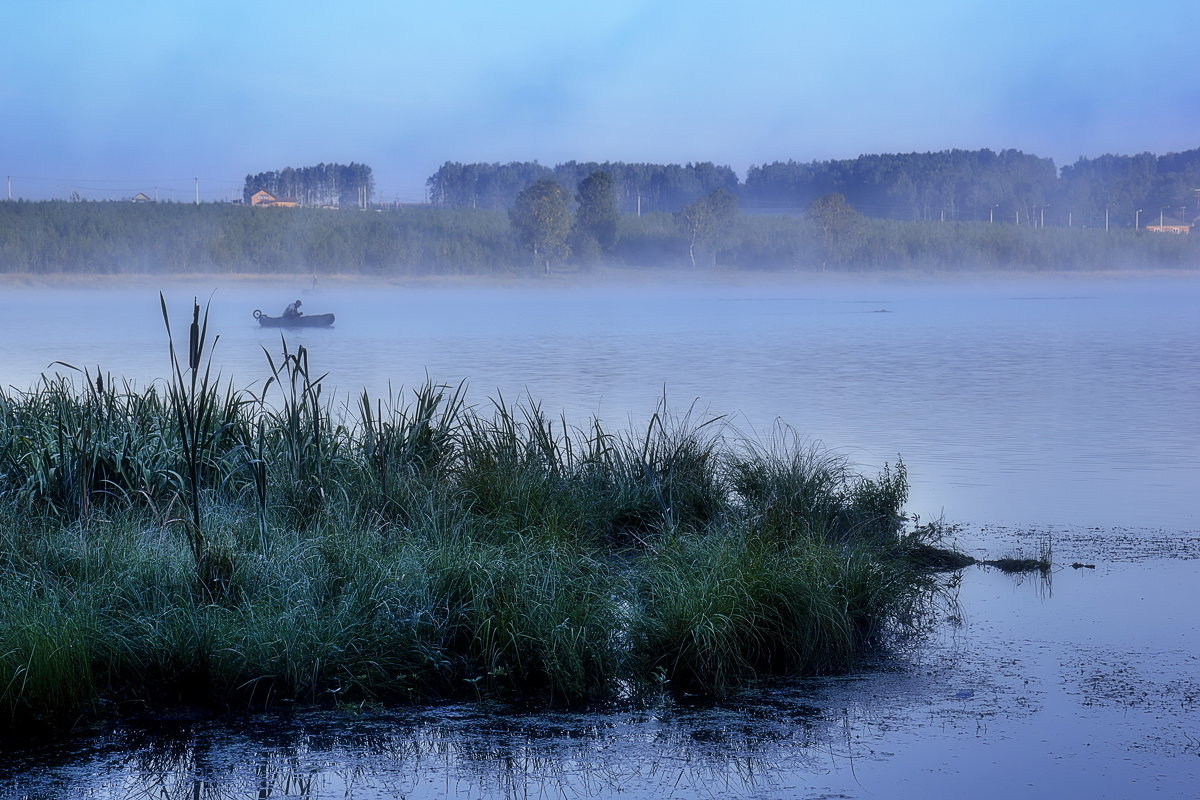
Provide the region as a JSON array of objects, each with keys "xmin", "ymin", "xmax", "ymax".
[{"xmin": 282, "ymin": 299, "xmax": 303, "ymax": 319}]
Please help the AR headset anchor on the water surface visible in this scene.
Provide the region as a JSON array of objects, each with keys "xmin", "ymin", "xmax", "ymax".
[{"xmin": 1, "ymin": 274, "xmax": 1195, "ymax": 528}]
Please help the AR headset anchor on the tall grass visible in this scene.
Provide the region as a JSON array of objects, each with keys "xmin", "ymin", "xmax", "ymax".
[
  {"xmin": 160, "ymin": 294, "xmax": 216, "ymax": 562},
  {"xmin": 0, "ymin": 310, "xmax": 941, "ymax": 734},
  {"xmin": 629, "ymin": 528, "xmax": 920, "ymax": 696},
  {"xmin": 730, "ymin": 425, "xmax": 909, "ymax": 545}
]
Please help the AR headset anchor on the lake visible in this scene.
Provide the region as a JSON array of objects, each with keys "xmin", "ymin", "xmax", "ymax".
[{"xmin": 0, "ymin": 271, "xmax": 1197, "ymax": 798}]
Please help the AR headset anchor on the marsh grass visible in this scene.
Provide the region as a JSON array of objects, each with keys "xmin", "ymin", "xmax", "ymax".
[
  {"xmin": 0, "ymin": 305, "xmax": 944, "ymax": 733},
  {"xmin": 423, "ymin": 531, "xmax": 620, "ymax": 701},
  {"xmin": 730, "ymin": 425, "xmax": 909, "ymax": 545},
  {"xmin": 630, "ymin": 529, "xmax": 921, "ymax": 695},
  {"xmin": 258, "ymin": 338, "xmax": 343, "ymax": 526},
  {"xmin": 604, "ymin": 402, "xmax": 728, "ymax": 541}
]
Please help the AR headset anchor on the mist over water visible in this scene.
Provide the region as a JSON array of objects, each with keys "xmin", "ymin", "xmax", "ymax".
[
  {"xmin": 4, "ymin": 273, "xmax": 1197, "ymax": 531},
  {"xmin": 1, "ymin": 274, "xmax": 1196, "ymax": 530}
]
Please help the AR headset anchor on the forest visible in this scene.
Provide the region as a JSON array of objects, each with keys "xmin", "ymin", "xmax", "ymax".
[
  {"xmin": 429, "ymin": 148, "xmax": 1200, "ymax": 230},
  {"xmin": 427, "ymin": 161, "xmax": 739, "ymax": 215}
]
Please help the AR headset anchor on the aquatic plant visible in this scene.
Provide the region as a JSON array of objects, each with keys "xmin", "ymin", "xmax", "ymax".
[
  {"xmin": 629, "ymin": 528, "xmax": 921, "ymax": 695},
  {"xmin": 729, "ymin": 425, "xmax": 908, "ymax": 546}
]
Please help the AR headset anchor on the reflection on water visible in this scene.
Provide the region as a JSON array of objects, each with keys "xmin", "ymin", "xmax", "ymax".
[
  {"xmin": 3, "ymin": 535, "xmax": 1198, "ymax": 799},
  {"xmin": 0, "ymin": 275, "xmax": 1196, "ymax": 529}
]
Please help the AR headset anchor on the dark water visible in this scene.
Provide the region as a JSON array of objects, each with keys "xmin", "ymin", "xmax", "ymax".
[{"xmin": 0, "ymin": 274, "xmax": 1197, "ymax": 797}]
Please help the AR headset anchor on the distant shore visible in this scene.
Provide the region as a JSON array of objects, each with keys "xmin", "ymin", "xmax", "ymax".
[{"xmin": 1, "ymin": 265, "xmax": 1197, "ymax": 292}]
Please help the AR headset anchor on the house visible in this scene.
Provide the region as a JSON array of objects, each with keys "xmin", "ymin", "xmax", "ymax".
[
  {"xmin": 1144, "ymin": 216, "xmax": 1190, "ymax": 234},
  {"xmin": 249, "ymin": 190, "xmax": 298, "ymax": 208},
  {"xmin": 131, "ymin": 192, "xmax": 152, "ymax": 203}
]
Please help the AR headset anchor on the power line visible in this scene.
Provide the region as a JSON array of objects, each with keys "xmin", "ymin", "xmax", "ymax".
[{"xmin": 3, "ymin": 174, "xmax": 244, "ymax": 187}]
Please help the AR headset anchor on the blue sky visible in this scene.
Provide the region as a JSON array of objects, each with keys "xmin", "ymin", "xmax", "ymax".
[{"xmin": 3, "ymin": 0, "xmax": 1198, "ymax": 202}]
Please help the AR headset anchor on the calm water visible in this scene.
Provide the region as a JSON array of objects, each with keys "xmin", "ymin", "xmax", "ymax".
[
  {"xmin": 0, "ymin": 274, "xmax": 1195, "ymax": 528},
  {"xmin": 0, "ymin": 273, "xmax": 1198, "ymax": 798}
]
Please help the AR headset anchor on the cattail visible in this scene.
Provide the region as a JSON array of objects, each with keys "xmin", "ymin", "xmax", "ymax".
[{"xmin": 188, "ymin": 302, "xmax": 201, "ymax": 372}]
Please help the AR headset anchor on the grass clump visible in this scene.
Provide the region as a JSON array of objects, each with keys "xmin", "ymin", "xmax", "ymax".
[
  {"xmin": 730, "ymin": 426, "xmax": 908, "ymax": 545},
  {"xmin": 424, "ymin": 532, "xmax": 619, "ymax": 701},
  {"xmin": 631, "ymin": 529, "xmax": 921, "ymax": 696}
]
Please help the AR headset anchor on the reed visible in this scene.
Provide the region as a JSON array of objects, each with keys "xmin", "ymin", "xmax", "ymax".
[
  {"xmin": 451, "ymin": 397, "xmax": 600, "ymax": 543},
  {"xmin": 160, "ymin": 294, "xmax": 215, "ymax": 564},
  {"xmin": 356, "ymin": 381, "xmax": 467, "ymax": 481}
]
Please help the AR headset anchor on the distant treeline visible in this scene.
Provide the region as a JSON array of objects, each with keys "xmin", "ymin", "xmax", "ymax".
[
  {"xmin": 428, "ymin": 161, "xmax": 738, "ymax": 215},
  {"xmin": 428, "ymin": 148, "xmax": 1200, "ymax": 229},
  {"xmin": 243, "ymin": 162, "xmax": 374, "ymax": 208},
  {"xmin": 0, "ymin": 198, "xmax": 1195, "ymax": 275}
]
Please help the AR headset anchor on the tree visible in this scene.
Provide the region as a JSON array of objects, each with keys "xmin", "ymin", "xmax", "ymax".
[
  {"xmin": 574, "ymin": 170, "xmax": 619, "ymax": 256},
  {"xmin": 510, "ymin": 179, "xmax": 571, "ymax": 273},
  {"xmin": 808, "ymin": 193, "xmax": 865, "ymax": 267},
  {"xmin": 243, "ymin": 162, "xmax": 374, "ymax": 207},
  {"xmin": 677, "ymin": 188, "xmax": 737, "ymax": 268}
]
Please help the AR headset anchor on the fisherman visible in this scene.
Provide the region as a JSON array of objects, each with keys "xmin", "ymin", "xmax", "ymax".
[{"xmin": 282, "ymin": 299, "xmax": 303, "ymax": 319}]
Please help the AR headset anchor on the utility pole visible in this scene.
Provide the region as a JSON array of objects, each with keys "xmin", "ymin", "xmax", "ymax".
[
  {"xmin": 1105, "ymin": 207, "xmax": 1109, "ymax": 231},
  {"xmin": 6, "ymin": 175, "xmax": 10, "ymax": 200},
  {"xmin": 194, "ymin": 178, "xmax": 199, "ymax": 205}
]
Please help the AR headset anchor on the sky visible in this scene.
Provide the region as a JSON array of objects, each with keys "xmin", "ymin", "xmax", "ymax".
[{"xmin": 2, "ymin": 0, "xmax": 1198, "ymax": 202}]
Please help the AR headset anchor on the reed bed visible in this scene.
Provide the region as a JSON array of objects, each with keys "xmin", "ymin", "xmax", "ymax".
[{"xmin": 0, "ymin": 300, "xmax": 941, "ymax": 735}]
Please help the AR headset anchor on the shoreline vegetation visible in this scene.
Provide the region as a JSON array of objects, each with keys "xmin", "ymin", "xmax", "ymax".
[
  {"xmin": 0, "ymin": 299, "xmax": 958, "ymax": 737},
  {"xmin": 2, "ymin": 265, "xmax": 1198, "ymax": 292},
  {"xmin": 0, "ymin": 200, "xmax": 1196, "ymax": 278}
]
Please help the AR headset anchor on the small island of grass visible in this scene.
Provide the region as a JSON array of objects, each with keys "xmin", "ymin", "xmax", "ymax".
[{"xmin": 0, "ymin": 300, "xmax": 955, "ymax": 737}]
